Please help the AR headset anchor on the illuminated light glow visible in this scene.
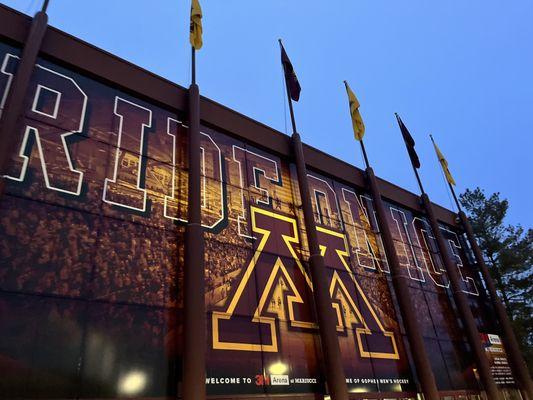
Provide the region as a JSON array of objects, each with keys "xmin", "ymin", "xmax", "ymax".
[
  {"xmin": 118, "ymin": 371, "xmax": 147, "ymax": 395},
  {"xmin": 349, "ymin": 387, "xmax": 368, "ymax": 393},
  {"xmin": 268, "ymin": 362, "xmax": 288, "ymax": 375},
  {"xmin": 392, "ymin": 383, "xmax": 403, "ymax": 392}
]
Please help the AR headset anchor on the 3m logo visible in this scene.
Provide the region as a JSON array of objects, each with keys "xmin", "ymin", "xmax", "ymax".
[{"xmin": 270, "ymin": 375, "xmax": 290, "ymax": 385}]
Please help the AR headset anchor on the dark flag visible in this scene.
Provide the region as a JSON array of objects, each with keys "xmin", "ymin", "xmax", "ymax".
[
  {"xmin": 395, "ymin": 113, "xmax": 420, "ymax": 169},
  {"xmin": 279, "ymin": 41, "xmax": 301, "ymax": 101}
]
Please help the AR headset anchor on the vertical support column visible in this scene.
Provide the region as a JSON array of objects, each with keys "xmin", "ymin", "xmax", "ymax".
[
  {"xmin": 292, "ymin": 133, "xmax": 349, "ymax": 400},
  {"xmin": 459, "ymin": 211, "xmax": 533, "ymax": 400},
  {"xmin": 365, "ymin": 167, "xmax": 440, "ymax": 400},
  {"xmin": 182, "ymin": 83, "xmax": 206, "ymax": 400},
  {"xmin": 0, "ymin": 9, "xmax": 48, "ymax": 196},
  {"xmin": 420, "ymin": 194, "xmax": 500, "ymax": 400}
]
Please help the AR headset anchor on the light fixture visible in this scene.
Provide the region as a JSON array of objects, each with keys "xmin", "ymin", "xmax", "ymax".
[
  {"xmin": 268, "ymin": 361, "xmax": 288, "ymax": 375},
  {"xmin": 118, "ymin": 370, "xmax": 147, "ymax": 395}
]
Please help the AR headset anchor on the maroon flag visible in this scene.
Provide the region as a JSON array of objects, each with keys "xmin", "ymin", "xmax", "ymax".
[
  {"xmin": 395, "ymin": 113, "xmax": 420, "ymax": 169},
  {"xmin": 279, "ymin": 41, "xmax": 301, "ymax": 102}
]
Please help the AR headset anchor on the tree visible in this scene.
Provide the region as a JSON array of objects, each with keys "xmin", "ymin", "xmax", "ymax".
[{"xmin": 460, "ymin": 187, "xmax": 533, "ymax": 373}]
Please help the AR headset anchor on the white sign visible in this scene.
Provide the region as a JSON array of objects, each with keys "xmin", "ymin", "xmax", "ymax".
[{"xmin": 270, "ymin": 375, "xmax": 290, "ymax": 385}]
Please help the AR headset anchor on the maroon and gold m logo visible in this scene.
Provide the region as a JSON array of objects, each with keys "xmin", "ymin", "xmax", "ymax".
[{"xmin": 212, "ymin": 206, "xmax": 399, "ymax": 360}]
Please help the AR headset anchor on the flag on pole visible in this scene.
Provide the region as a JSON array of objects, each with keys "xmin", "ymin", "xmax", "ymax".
[
  {"xmin": 279, "ymin": 41, "xmax": 301, "ymax": 101},
  {"xmin": 430, "ymin": 135, "xmax": 456, "ymax": 186},
  {"xmin": 395, "ymin": 113, "xmax": 420, "ymax": 169},
  {"xmin": 190, "ymin": 0, "xmax": 203, "ymax": 50},
  {"xmin": 343, "ymin": 80, "xmax": 365, "ymax": 141}
]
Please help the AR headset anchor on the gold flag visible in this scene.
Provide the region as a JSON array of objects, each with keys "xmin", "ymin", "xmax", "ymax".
[
  {"xmin": 431, "ymin": 135, "xmax": 456, "ymax": 186},
  {"xmin": 344, "ymin": 81, "xmax": 365, "ymax": 141},
  {"xmin": 190, "ymin": 0, "xmax": 203, "ymax": 50}
]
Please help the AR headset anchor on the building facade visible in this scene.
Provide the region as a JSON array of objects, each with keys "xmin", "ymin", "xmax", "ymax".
[{"xmin": 0, "ymin": 5, "xmax": 521, "ymax": 400}]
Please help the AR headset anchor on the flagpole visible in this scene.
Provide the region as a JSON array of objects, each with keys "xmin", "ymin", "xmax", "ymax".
[
  {"xmin": 0, "ymin": 0, "xmax": 49, "ymax": 198},
  {"xmin": 448, "ymin": 181, "xmax": 461, "ymax": 211},
  {"xmin": 362, "ymin": 164, "xmax": 441, "ymax": 399},
  {"xmin": 396, "ymin": 118, "xmax": 501, "ymax": 400},
  {"xmin": 411, "ymin": 165, "xmax": 424, "ymax": 195},
  {"xmin": 457, "ymin": 210, "xmax": 533, "ymax": 400},
  {"xmin": 191, "ymin": 47, "xmax": 196, "ymax": 85},
  {"xmin": 350, "ymin": 136, "xmax": 440, "ymax": 399},
  {"xmin": 341, "ymin": 84, "xmax": 439, "ymax": 398},
  {"xmin": 359, "ymin": 139, "xmax": 370, "ymax": 169},
  {"xmin": 420, "ymin": 193, "xmax": 501, "ymax": 400},
  {"xmin": 429, "ymin": 138, "xmax": 533, "ymax": 400},
  {"xmin": 279, "ymin": 39, "xmax": 348, "ymax": 400},
  {"xmin": 182, "ymin": 43, "xmax": 206, "ymax": 400}
]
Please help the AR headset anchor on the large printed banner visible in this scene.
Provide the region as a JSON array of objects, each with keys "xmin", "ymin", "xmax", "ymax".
[{"xmin": 0, "ymin": 42, "xmax": 497, "ymax": 398}]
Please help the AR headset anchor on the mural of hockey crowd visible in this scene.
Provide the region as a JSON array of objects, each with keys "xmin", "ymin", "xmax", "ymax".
[{"xmin": 0, "ymin": 41, "xmax": 513, "ymax": 399}]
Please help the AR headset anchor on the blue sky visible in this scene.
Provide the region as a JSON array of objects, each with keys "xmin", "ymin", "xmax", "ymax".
[{"xmin": 4, "ymin": 0, "xmax": 533, "ymax": 227}]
